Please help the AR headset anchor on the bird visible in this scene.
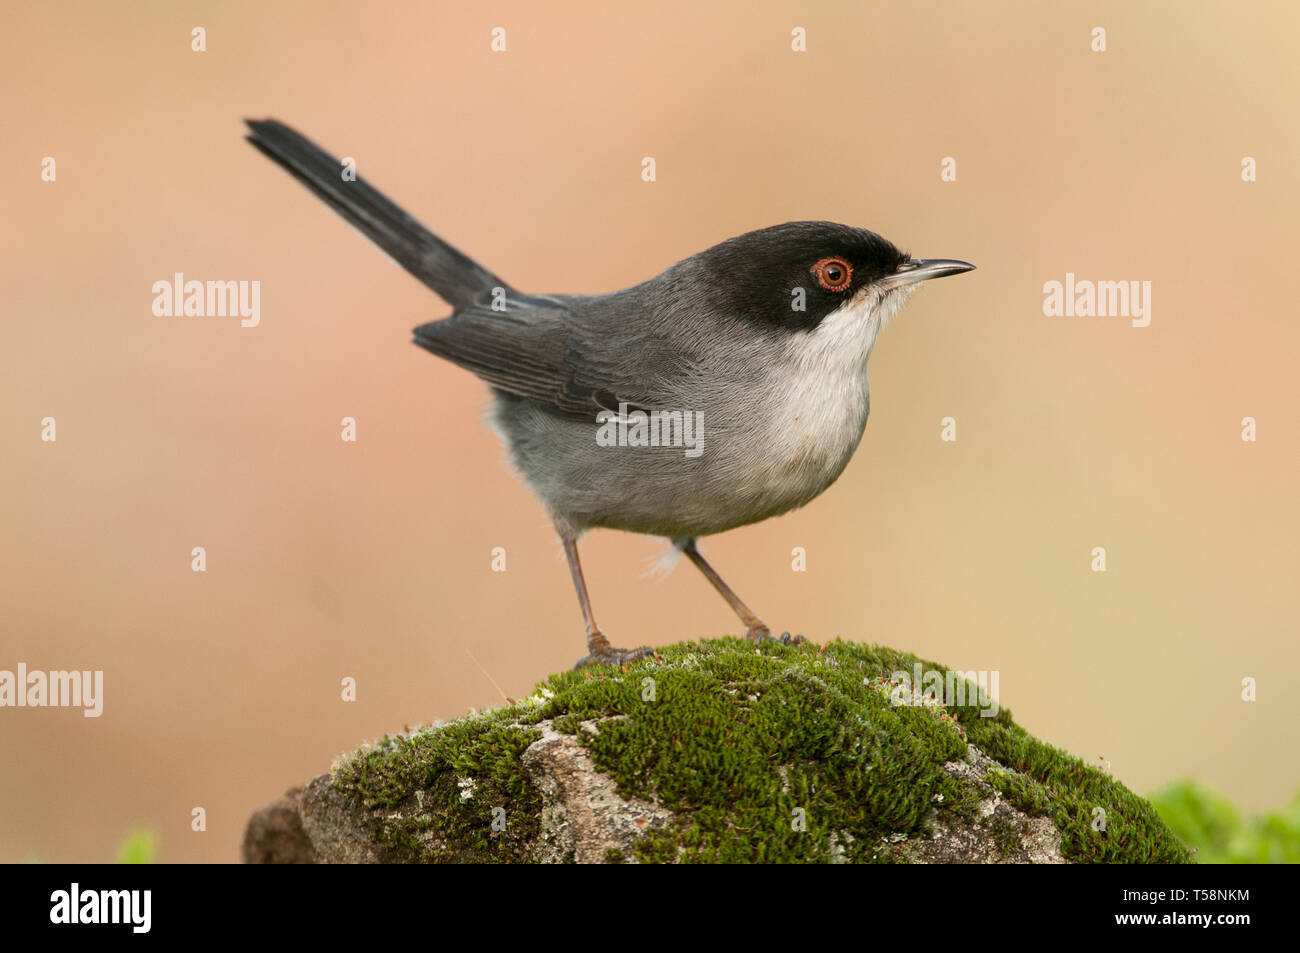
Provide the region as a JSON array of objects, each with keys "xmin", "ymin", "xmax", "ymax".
[{"xmin": 244, "ymin": 119, "xmax": 975, "ymax": 668}]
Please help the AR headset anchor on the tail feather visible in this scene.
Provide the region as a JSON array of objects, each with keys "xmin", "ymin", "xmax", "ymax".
[{"xmin": 244, "ymin": 118, "xmax": 512, "ymax": 309}]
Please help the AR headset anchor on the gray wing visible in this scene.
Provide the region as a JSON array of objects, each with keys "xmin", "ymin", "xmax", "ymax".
[{"xmin": 412, "ymin": 292, "xmax": 690, "ymax": 420}]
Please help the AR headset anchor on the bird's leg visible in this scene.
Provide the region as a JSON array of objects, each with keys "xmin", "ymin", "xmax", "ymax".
[
  {"xmin": 678, "ymin": 539, "xmax": 804, "ymax": 645},
  {"xmin": 563, "ymin": 536, "xmax": 653, "ymax": 669}
]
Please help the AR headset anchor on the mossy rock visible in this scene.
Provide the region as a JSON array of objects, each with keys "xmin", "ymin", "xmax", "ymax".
[{"xmin": 244, "ymin": 638, "xmax": 1193, "ymax": 864}]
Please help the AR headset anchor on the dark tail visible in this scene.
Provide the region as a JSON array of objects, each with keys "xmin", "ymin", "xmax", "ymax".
[{"xmin": 244, "ymin": 119, "xmax": 513, "ymax": 309}]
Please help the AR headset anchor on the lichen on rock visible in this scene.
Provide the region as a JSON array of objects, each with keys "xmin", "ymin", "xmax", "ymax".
[{"xmin": 243, "ymin": 637, "xmax": 1193, "ymax": 864}]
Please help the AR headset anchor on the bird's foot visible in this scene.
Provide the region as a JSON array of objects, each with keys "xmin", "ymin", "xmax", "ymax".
[
  {"xmin": 744, "ymin": 622, "xmax": 806, "ymax": 646},
  {"xmin": 573, "ymin": 631, "xmax": 654, "ymax": 670}
]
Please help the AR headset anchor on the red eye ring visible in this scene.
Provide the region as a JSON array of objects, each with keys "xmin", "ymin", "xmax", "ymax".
[{"xmin": 812, "ymin": 257, "xmax": 852, "ymax": 292}]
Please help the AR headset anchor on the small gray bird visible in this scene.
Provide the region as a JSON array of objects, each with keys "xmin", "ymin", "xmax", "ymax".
[{"xmin": 245, "ymin": 119, "xmax": 974, "ymax": 667}]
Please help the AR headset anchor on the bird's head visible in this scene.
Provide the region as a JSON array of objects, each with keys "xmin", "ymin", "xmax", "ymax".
[{"xmin": 691, "ymin": 221, "xmax": 974, "ymax": 364}]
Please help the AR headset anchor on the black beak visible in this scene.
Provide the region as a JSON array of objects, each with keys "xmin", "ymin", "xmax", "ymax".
[{"xmin": 881, "ymin": 258, "xmax": 976, "ymax": 290}]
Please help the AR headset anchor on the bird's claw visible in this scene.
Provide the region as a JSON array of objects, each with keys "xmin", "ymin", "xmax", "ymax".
[
  {"xmin": 744, "ymin": 623, "xmax": 806, "ymax": 646},
  {"xmin": 574, "ymin": 632, "xmax": 654, "ymax": 670}
]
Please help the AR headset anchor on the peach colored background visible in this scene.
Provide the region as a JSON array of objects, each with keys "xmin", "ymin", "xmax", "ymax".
[{"xmin": 2, "ymin": 1, "xmax": 1297, "ymax": 862}]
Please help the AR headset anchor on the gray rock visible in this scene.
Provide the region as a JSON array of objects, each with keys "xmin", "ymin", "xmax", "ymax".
[
  {"xmin": 241, "ymin": 638, "xmax": 1189, "ymax": 863},
  {"xmin": 520, "ymin": 720, "xmax": 673, "ymax": 863}
]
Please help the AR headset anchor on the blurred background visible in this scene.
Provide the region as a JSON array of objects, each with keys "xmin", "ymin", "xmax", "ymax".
[{"xmin": 2, "ymin": 1, "xmax": 1297, "ymax": 862}]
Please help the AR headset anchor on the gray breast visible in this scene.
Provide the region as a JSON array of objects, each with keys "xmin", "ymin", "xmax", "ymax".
[{"xmin": 490, "ymin": 358, "xmax": 872, "ymax": 539}]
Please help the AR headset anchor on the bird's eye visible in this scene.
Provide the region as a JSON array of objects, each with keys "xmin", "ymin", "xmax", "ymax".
[{"xmin": 812, "ymin": 257, "xmax": 852, "ymax": 292}]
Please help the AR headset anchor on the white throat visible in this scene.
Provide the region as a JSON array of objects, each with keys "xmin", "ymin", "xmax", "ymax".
[
  {"xmin": 796, "ymin": 283, "xmax": 918, "ymax": 373},
  {"xmin": 749, "ymin": 285, "xmax": 919, "ymax": 499}
]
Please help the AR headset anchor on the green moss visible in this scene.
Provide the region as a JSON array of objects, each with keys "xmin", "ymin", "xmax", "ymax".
[
  {"xmin": 332, "ymin": 707, "xmax": 543, "ymax": 862},
  {"xmin": 965, "ymin": 715, "xmax": 1190, "ymax": 863},
  {"xmin": 933, "ymin": 771, "xmax": 985, "ymax": 822},
  {"xmin": 989, "ymin": 815, "xmax": 1022, "ymax": 858},
  {"xmin": 551, "ymin": 712, "xmax": 585, "ymax": 735},
  {"xmin": 986, "ymin": 768, "xmax": 1050, "ymax": 816},
  {"xmin": 330, "ymin": 637, "xmax": 1192, "ymax": 864}
]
